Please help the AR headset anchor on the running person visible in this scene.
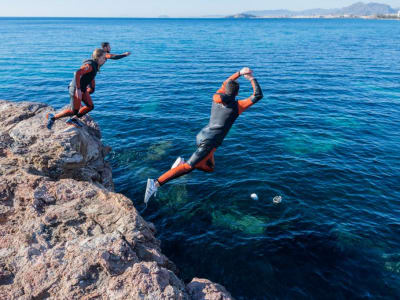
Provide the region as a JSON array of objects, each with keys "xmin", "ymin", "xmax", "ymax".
[
  {"xmin": 101, "ymin": 42, "xmax": 131, "ymax": 61},
  {"xmin": 46, "ymin": 48, "xmax": 106, "ymax": 129},
  {"xmin": 144, "ymin": 67, "xmax": 263, "ymax": 204}
]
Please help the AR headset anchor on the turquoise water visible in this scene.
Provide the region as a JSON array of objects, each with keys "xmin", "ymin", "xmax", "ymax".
[{"xmin": 1, "ymin": 18, "xmax": 400, "ymax": 299}]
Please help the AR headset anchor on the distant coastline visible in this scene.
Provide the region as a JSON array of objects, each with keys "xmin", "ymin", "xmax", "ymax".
[
  {"xmin": 225, "ymin": 15, "xmax": 400, "ymax": 20},
  {"xmin": 0, "ymin": 15, "xmax": 398, "ymax": 20},
  {"xmin": 0, "ymin": 16, "xmax": 399, "ymax": 21},
  {"xmin": 226, "ymin": 2, "xmax": 400, "ymax": 20}
]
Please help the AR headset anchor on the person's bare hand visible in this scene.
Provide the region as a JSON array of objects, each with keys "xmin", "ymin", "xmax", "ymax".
[{"xmin": 240, "ymin": 67, "xmax": 252, "ymax": 76}]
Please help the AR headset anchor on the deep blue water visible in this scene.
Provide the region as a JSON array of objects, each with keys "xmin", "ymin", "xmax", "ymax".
[{"xmin": 1, "ymin": 17, "xmax": 400, "ymax": 299}]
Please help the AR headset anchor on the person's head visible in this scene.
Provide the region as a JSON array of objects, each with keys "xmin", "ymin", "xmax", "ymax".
[
  {"xmin": 92, "ymin": 48, "xmax": 106, "ymax": 66},
  {"xmin": 225, "ymin": 80, "xmax": 240, "ymax": 97},
  {"xmin": 101, "ymin": 42, "xmax": 111, "ymax": 53}
]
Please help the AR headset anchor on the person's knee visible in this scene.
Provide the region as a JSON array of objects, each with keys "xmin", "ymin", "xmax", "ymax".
[
  {"xmin": 183, "ymin": 163, "xmax": 194, "ymax": 171},
  {"xmin": 206, "ymin": 158, "xmax": 214, "ymax": 168}
]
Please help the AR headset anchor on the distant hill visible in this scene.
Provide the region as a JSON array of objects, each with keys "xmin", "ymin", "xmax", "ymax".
[
  {"xmin": 338, "ymin": 2, "xmax": 396, "ymax": 15},
  {"xmin": 242, "ymin": 2, "xmax": 397, "ymax": 17}
]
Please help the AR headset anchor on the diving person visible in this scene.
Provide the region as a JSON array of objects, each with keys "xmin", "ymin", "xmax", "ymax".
[{"xmin": 144, "ymin": 67, "xmax": 263, "ymax": 204}]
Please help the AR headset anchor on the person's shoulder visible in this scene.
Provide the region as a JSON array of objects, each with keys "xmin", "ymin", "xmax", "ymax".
[{"xmin": 80, "ymin": 60, "xmax": 94, "ymax": 71}]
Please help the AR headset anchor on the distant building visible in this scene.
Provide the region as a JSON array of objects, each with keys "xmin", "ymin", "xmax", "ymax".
[{"xmin": 398, "ymin": 10, "xmax": 400, "ymax": 18}]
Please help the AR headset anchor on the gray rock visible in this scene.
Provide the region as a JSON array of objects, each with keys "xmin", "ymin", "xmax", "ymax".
[{"xmin": 0, "ymin": 100, "xmax": 233, "ymax": 299}]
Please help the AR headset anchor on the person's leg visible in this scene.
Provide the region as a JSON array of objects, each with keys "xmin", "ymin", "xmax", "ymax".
[
  {"xmin": 77, "ymin": 91, "xmax": 94, "ymax": 117},
  {"xmin": 47, "ymin": 91, "xmax": 79, "ymax": 129},
  {"xmin": 145, "ymin": 161, "xmax": 194, "ymax": 204},
  {"xmin": 145, "ymin": 144, "xmax": 215, "ymax": 204},
  {"xmin": 54, "ymin": 92, "xmax": 80, "ymax": 120},
  {"xmin": 157, "ymin": 163, "xmax": 194, "ymax": 186},
  {"xmin": 156, "ymin": 144, "xmax": 215, "ymax": 186}
]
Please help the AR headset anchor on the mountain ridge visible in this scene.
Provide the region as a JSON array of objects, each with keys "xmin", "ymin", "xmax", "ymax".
[{"xmin": 241, "ymin": 2, "xmax": 398, "ymax": 17}]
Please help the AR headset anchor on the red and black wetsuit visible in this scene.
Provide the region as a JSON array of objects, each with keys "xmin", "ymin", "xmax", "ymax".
[
  {"xmin": 54, "ymin": 59, "xmax": 99, "ymax": 120},
  {"xmin": 157, "ymin": 71, "xmax": 263, "ymax": 186}
]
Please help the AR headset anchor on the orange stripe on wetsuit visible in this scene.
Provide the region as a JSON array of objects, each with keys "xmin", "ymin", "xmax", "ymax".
[
  {"xmin": 237, "ymin": 78, "xmax": 262, "ymax": 114},
  {"xmin": 105, "ymin": 53, "xmax": 128, "ymax": 60},
  {"xmin": 75, "ymin": 64, "xmax": 93, "ymax": 90}
]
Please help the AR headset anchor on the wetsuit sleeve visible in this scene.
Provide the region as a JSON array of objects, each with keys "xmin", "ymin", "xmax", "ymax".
[
  {"xmin": 75, "ymin": 64, "xmax": 93, "ymax": 90},
  {"xmin": 237, "ymin": 79, "xmax": 263, "ymax": 115},
  {"xmin": 216, "ymin": 71, "xmax": 240, "ymax": 94},
  {"xmin": 105, "ymin": 53, "xmax": 128, "ymax": 60}
]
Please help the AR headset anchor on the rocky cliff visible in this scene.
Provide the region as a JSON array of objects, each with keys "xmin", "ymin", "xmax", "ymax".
[{"xmin": 0, "ymin": 100, "xmax": 233, "ymax": 300}]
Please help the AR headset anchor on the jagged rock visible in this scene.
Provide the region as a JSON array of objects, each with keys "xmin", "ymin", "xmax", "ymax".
[
  {"xmin": 0, "ymin": 100, "xmax": 113, "ymax": 190},
  {"xmin": 0, "ymin": 100, "xmax": 233, "ymax": 299},
  {"xmin": 187, "ymin": 278, "xmax": 234, "ymax": 300}
]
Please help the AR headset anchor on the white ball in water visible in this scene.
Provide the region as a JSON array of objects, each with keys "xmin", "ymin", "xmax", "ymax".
[
  {"xmin": 273, "ymin": 196, "xmax": 282, "ymax": 204},
  {"xmin": 250, "ymin": 193, "xmax": 258, "ymax": 200}
]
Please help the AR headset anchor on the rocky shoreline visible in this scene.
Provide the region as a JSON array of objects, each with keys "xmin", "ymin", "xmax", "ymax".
[{"xmin": 0, "ymin": 100, "xmax": 233, "ymax": 299}]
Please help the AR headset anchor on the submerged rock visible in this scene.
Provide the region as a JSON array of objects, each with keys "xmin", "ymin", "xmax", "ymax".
[
  {"xmin": 0, "ymin": 100, "xmax": 233, "ymax": 299},
  {"xmin": 383, "ymin": 253, "xmax": 400, "ymax": 274}
]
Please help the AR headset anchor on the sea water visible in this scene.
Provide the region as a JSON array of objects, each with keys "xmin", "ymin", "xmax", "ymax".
[{"xmin": 1, "ymin": 17, "xmax": 400, "ymax": 299}]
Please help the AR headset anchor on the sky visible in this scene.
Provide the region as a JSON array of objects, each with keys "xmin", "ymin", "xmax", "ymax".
[{"xmin": 0, "ymin": 0, "xmax": 399, "ymax": 17}]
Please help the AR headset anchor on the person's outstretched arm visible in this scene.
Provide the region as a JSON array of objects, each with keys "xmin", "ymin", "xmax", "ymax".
[
  {"xmin": 105, "ymin": 52, "xmax": 131, "ymax": 60},
  {"xmin": 237, "ymin": 71, "xmax": 263, "ymax": 115}
]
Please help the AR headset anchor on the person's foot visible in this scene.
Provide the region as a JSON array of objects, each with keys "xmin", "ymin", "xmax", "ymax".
[
  {"xmin": 144, "ymin": 179, "xmax": 158, "ymax": 205},
  {"xmin": 66, "ymin": 118, "xmax": 82, "ymax": 128},
  {"xmin": 171, "ymin": 156, "xmax": 185, "ymax": 169},
  {"xmin": 46, "ymin": 113, "xmax": 55, "ymax": 130}
]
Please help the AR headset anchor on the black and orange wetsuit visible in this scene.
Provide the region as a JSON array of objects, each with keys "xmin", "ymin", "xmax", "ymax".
[
  {"xmin": 157, "ymin": 71, "xmax": 263, "ymax": 186},
  {"xmin": 105, "ymin": 53, "xmax": 129, "ymax": 60},
  {"xmin": 54, "ymin": 59, "xmax": 99, "ymax": 120}
]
